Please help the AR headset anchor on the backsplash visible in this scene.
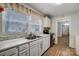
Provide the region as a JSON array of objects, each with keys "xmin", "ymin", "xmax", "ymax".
[
  {"xmin": 0, "ymin": 32, "xmax": 28, "ymax": 41},
  {"xmin": 0, "ymin": 32, "xmax": 43, "ymax": 41}
]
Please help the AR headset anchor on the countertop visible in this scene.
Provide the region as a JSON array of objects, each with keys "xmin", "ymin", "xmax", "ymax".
[{"xmin": 0, "ymin": 34, "xmax": 50, "ymax": 52}]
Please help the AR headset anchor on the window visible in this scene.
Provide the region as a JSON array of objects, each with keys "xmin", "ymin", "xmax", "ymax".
[
  {"xmin": 3, "ymin": 9, "xmax": 42, "ymax": 33},
  {"xmin": 30, "ymin": 16, "xmax": 42, "ymax": 32},
  {"xmin": 3, "ymin": 9, "xmax": 29, "ymax": 32}
]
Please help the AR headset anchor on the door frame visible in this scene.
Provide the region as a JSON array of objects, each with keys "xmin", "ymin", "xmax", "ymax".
[{"xmin": 55, "ymin": 17, "xmax": 71, "ymax": 47}]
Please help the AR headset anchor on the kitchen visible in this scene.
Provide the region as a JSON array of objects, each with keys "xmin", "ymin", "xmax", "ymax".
[
  {"xmin": 0, "ymin": 3, "xmax": 79, "ymax": 56},
  {"xmin": 0, "ymin": 3, "xmax": 53, "ymax": 56}
]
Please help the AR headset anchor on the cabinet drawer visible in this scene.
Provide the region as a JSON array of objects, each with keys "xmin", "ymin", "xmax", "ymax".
[
  {"xmin": 30, "ymin": 40, "xmax": 39, "ymax": 46},
  {"xmin": 19, "ymin": 44, "xmax": 29, "ymax": 51},
  {"xmin": 0, "ymin": 47, "xmax": 18, "ymax": 56},
  {"xmin": 19, "ymin": 49, "xmax": 29, "ymax": 56},
  {"xmin": 10, "ymin": 53, "xmax": 18, "ymax": 56}
]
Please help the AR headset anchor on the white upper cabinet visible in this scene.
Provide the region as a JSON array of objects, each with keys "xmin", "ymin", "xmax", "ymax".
[{"xmin": 43, "ymin": 16, "xmax": 51, "ymax": 27}]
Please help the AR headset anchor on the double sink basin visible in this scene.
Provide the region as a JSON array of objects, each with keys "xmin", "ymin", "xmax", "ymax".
[{"xmin": 26, "ymin": 36, "xmax": 42, "ymax": 40}]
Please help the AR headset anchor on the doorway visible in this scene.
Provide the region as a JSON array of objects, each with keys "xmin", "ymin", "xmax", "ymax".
[{"xmin": 57, "ymin": 20, "xmax": 70, "ymax": 47}]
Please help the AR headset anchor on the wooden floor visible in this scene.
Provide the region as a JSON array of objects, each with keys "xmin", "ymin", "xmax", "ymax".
[{"xmin": 43, "ymin": 35, "xmax": 76, "ymax": 56}]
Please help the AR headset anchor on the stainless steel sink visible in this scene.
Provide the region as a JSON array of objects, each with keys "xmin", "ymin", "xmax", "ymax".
[
  {"xmin": 26, "ymin": 37, "xmax": 36, "ymax": 39},
  {"xmin": 26, "ymin": 36, "xmax": 42, "ymax": 40},
  {"xmin": 36, "ymin": 36, "xmax": 42, "ymax": 38},
  {"xmin": 25, "ymin": 32, "xmax": 42, "ymax": 40}
]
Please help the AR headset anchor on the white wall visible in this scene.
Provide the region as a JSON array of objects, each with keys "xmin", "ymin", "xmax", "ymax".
[
  {"xmin": 69, "ymin": 11, "xmax": 79, "ymax": 48},
  {"xmin": 57, "ymin": 22, "xmax": 63, "ymax": 37},
  {"xmin": 0, "ymin": 13, "xmax": 2, "ymax": 32},
  {"xmin": 51, "ymin": 11, "xmax": 79, "ymax": 48}
]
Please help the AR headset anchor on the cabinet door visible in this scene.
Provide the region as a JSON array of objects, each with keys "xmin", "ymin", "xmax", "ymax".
[
  {"xmin": 76, "ymin": 36, "xmax": 79, "ymax": 55},
  {"xmin": 19, "ymin": 43, "xmax": 29, "ymax": 52},
  {"xmin": 19, "ymin": 49, "xmax": 29, "ymax": 56},
  {"xmin": 10, "ymin": 53, "xmax": 18, "ymax": 56},
  {"xmin": 30, "ymin": 44, "xmax": 39, "ymax": 56},
  {"xmin": 42, "ymin": 38, "xmax": 47, "ymax": 52},
  {"xmin": 0, "ymin": 47, "xmax": 18, "ymax": 56},
  {"xmin": 45, "ymin": 37, "xmax": 50, "ymax": 50},
  {"xmin": 47, "ymin": 36, "xmax": 50, "ymax": 48},
  {"xmin": 39, "ymin": 40, "xmax": 43, "ymax": 55},
  {"xmin": 42, "ymin": 36, "xmax": 50, "ymax": 53}
]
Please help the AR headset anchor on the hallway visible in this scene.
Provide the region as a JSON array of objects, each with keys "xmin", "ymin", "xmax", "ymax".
[{"xmin": 43, "ymin": 36, "xmax": 76, "ymax": 56}]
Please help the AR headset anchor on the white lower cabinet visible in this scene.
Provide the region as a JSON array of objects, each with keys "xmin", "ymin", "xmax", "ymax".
[
  {"xmin": 76, "ymin": 36, "xmax": 79, "ymax": 55},
  {"xmin": 42, "ymin": 38, "xmax": 47, "ymax": 53},
  {"xmin": 0, "ymin": 36, "xmax": 50, "ymax": 56},
  {"xmin": 19, "ymin": 49, "xmax": 29, "ymax": 56},
  {"xmin": 11, "ymin": 53, "xmax": 18, "ymax": 56},
  {"xmin": 18, "ymin": 43, "xmax": 29, "ymax": 56},
  {"xmin": 18, "ymin": 43, "xmax": 29, "ymax": 51},
  {"xmin": 29, "ymin": 36, "xmax": 50, "ymax": 56},
  {"xmin": 0, "ymin": 47, "xmax": 18, "ymax": 56},
  {"xmin": 30, "ymin": 43, "xmax": 39, "ymax": 56},
  {"xmin": 0, "ymin": 43, "xmax": 29, "ymax": 56},
  {"xmin": 42, "ymin": 36, "xmax": 50, "ymax": 54},
  {"xmin": 45, "ymin": 37, "xmax": 50, "ymax": 50},
  {"xmin": 39, "ymin": 40, "xmax": 43, "ymax": 55}
]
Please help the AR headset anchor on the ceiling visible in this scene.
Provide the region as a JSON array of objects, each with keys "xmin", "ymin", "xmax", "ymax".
[{"xmin": 26, "ymin": 3, "xmax": 79, "ymax": 17}]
